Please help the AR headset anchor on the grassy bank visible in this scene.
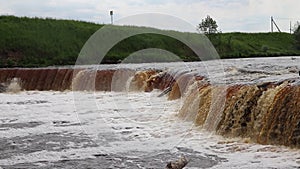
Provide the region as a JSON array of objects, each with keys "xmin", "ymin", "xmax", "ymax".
[
  {"xmin": 0, "ymin": 15, "xmax": 101, "ymax": 67},
  {"xmin": 208, "ymin": 32, "xmax": 299, "ymax": 58},
  {"xmin": 0, "ymin": 15, "xmax": 299, "ymax": 67}
]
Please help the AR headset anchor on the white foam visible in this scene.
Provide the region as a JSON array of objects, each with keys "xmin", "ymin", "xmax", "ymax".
[
  {"xmin": 6, "ymin": 78, "xmax": 21, "ymax": 93},
  {"xmin": 0, "ymin": 91, "xmax": 299, "ymax": 168}
]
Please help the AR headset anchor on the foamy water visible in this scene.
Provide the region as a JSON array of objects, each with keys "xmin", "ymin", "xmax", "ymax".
[
  {"xmin": 0, "ymin": 90, "xmax": 299, "ymax": 168},
  {"xmin": 6, "ymin": 78, "xmax": 21, "ymax": 93}
]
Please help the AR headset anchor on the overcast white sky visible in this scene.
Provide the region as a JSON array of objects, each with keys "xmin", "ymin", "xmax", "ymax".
[{"xmin": 0, "ymin": 0, "xmax": 299, "ymax": 33}]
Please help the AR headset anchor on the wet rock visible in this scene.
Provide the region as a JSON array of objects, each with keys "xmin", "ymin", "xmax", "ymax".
[{"xmin": 165, "ymin": 156, "xmax": 188, "ymax": 169}]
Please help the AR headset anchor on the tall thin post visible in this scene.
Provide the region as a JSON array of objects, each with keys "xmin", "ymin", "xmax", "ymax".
[
  {"xmin": 271, "ymin": 17, "xmax": 281, "ymax": 33},
  {"xmin": 290, "ymin": 21, "xmax": 292, "ymax": 34},
  {"xmin": 271, "ymin": 16, "xmax": 273, "ymax": 32},
  {"xmin": 110, "ymin": 10, "xmax": 113, "ymax": 24}
]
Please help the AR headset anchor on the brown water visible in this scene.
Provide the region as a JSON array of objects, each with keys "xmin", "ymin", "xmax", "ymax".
[
  {"xmin": 0, "ymin": 57, "xmax": 299, "ymax": 148},
  {"xmin": 0, "ymin": 57, "xmax": 300, "ymax": 168}
]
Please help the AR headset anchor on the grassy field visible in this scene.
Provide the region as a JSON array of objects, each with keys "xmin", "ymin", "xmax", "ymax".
[{"xmin": 0, "ymin": 15, "xmax": 299, "ymax": 67}]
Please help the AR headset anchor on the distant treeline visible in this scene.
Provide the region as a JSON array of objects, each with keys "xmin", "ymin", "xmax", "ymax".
[{"xmin": 0, "ymin": 15, "xmax": 299, "ymax": 67}]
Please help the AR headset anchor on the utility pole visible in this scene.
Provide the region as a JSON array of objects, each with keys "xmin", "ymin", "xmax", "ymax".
[
  {"xmin": 110, "ymin": 10, "xmax": 113, "ymax": 24},
  {"xmin": 271, "ymin": 16, "xmax": 273, "ymax": 32},
  {"xmin": 270, "ymin": 16, "xmax": 281, "ymax": 33},
  {"xmin": 290, "ymin": 21, "xmax": 292, "ymax": 34}
]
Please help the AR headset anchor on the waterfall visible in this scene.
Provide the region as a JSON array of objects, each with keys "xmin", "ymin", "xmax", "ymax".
[
  {"xmin": 72, "ymin": 69, "xmax": 96, "ymax": 91},
  {"xmin": 0, "ymin": 67, "xmax": 299, "ymax": 148},
  {"xmin": 178, "ymin": 81, "xmax": 300, "ymax": 148},
  {"xmin": 6, "ymin": 78, "xmax": 21, "ymax": 93}
]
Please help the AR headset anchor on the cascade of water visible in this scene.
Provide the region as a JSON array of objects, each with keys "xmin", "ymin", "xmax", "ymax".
[
  {"xmin": 0, "ymin": 68, "xmax": 74, "ymax": 91},
  {"xmin": 168, "ymin": 73, "xmax": 196, "ymax": 100},
  {"xmin": 111, "ymin": 69, "xmax": 136, "ymax": 92},
  {"xmin": 72, "ymin": 70, "xmax": 96, "ymax": 91},
  {"xmin": 0, "ymin": 65, "xmax": 299, "ymax": 148},
  {"xmin": 178, "ymin": 78, "xmax": 300, "ymax": 147},
  {"xmin": 126, "ymin": 70, "xmax": 158, "ymax": 92},
  {"xmin": 6, "ymin": 78, "xmax": 21, "ymax": 93},
  {"xmin": 257, "ymin": 84, "xmax": 300, "ymax": 147},
  {"xmin": 203, "ymin": 86, "xmax": 227, "ymax": 132},
  {"xmin": 125, "ymin": 76, "xmax": 135, "ymax": 92},
  {"xmin": 178, "ymin": 80, "xmax": 206, "ymax": 121}
]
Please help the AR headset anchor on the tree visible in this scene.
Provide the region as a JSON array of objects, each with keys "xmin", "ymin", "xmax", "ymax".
[{"xmin": 198, "ymin": 15, "xmax": 218, "ymax": 34}]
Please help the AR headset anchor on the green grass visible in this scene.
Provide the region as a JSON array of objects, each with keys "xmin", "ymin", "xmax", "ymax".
[
  {"xmin": 208, "ymin": 32, "xmax": 299, "ymax": 58},
  {"xmin": 0, "ymin": 15, "xmax": 299, "ymax": 67},
  {"xmin": 0, "ymin": 15, "xmax": 101, "ymax": 67}
]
